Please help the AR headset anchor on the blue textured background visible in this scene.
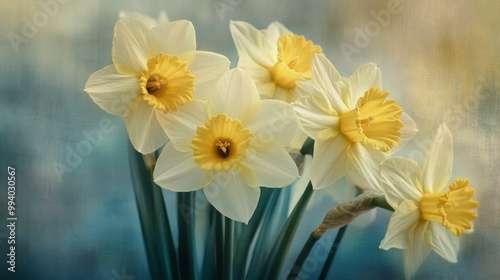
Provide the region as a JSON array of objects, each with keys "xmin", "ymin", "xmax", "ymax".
[{"xmin": 1, "ymin": 0, "xmax": 498, "ymax": 279}]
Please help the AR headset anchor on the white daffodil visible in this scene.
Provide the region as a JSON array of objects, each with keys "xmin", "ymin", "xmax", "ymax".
[
  {"xmin": 293, "ymin": 55, "xmax": 417, "ymax": 191},
  {"xmin": 379, "ymin": 123, "xmax": 479, "ymax": 279},
  {"xmin": 230, "ymin": 20, "xmax": 323, "ymax": 103},
  {"xmin": 84, "ymin": 15, "xmax": 230, "ymax": 154},
  {"xmin": 153, "ymin": 68, "xmax": 299, "ymax": 223}
]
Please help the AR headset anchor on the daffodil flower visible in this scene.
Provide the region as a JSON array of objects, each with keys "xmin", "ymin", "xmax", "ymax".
[
  {"xmin": 153, "ymin": 68, "xmax": 299, "ymax": 223},
  {"xmin": 379, "ymin": 123, "xmax": 479, "ymax": 279},
  {"xmin": 84, "ymin": 15, "xmax": 230, "ymax": 154},
  {"xmin": 230, "ymin": 20, "xmax": 323, "ymax": 103},
  {"xmin": 293, "ymin": 55, "xmax": 417, "ymax": 190}
]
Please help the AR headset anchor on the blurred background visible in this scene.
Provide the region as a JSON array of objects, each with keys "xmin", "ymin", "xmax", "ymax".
[{"xmin": 0, "ymin": 0, "xmax": 498, "ymax": 279}]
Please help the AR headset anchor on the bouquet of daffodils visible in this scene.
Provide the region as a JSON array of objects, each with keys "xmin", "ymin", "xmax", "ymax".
[{"xmin": 84, "ymin": 11, "xmax": 479, "ymax": 280}]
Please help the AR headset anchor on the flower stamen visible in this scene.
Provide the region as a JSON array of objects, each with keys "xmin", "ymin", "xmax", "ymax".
[
  {"xmin": 359, "ymin": 116, "xmax": 375, "ymax": 126},
  {"xmin": 216, "ymin": 140, "xmax": 231, "ymax": 157},
  {"xmin": 146, "ymin": 76, "xmax": 167, "ymax": 92},
  {"xmin": 140, "ymin": 53, "xmax": 196, "ymax": 113},
  {"xmin": 191, "ymin": 114, "xmax": 253, "ymax": 171}
]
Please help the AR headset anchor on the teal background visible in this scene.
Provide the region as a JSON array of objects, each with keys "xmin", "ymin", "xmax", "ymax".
[{"xmin": 1, "ymin": 0, "xmax": 498, "ymax": 279}]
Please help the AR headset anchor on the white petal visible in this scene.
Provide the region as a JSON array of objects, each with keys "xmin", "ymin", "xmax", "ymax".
[
  {"xmin": 272, "ymin": 86, "xmax": 294, "ymax": 103},
  {"xmin": 421, "ymin": 123, "xmax": 453, "ymax": 193},
  {"xmin": 293, "ymin": 96, "xmax": 339, "ymax": 139},
  {"xmin": 293, "ymin": 78, "xmax": 313, "ymax": 101},
  {"xmin": 213, "ymin": 68, "xmax": 261, "ymax": 122},
  {"xmin": 156, "ymin": 100, "xmax": 209, "ymax": 152},
  {"xmin": 119, "ymin": 11, "xmax": 158, "ymax": 28},
  {"xmin": 124, "ymin": 97, "xmax": 168, "ymax": 154},
  {"xmin": 311, "ymin": 136, "xmax": 349, "ymax": 189},
  {"xmin": 429, "ymin": 222, "xmax": 459, "ymax": 263},
  {"xmin": 380, "ymin": 157, "xmax": 422, "ymax": 208},
  {"xmin": 235, "ymin": 55, "xmax": 275, "ymax": 99},
  {"xmin": 230, "ymin": 21, "xmax": 276, "ymax": 67},
  {"xmin": 336, "ymin": 79, "xmax": 352, "ymax": 109},
  {"xmin": 185, "ymin": 51, "xmax": 230, "ymax": 101},
  {"xmin": 154, "ymin": 142, "xmax": 210, "ymax": 191},
  {"xmin": 154, "ymin": 20, "xmax": 196, "ymax": 55},
  {"xmin": 84, "ymin": 65, "xmax": 139, "ymax": 116},
  {"xmin": 289, "ymin": 127, "xmax": 309, "ymax": 150},
  {"xmin": 112, "ymin": 16, "xmax": 155, "ymax": 74},
  {"xmin": 242, "ymin": 139, "xmax": 299, "ymax": 188},
  {"xmin": 380, "ymin": 200, "xmax": 420, "ymax": 250},
  {"xmin": 404, "ymin": 221, "xmax": 432, "ymax": 279},
  {"xmin": 348, "ymin": 63, "xmax": 381, "ymax": 102},
  {"xmin": 264, "ymin": 21, "xmax": 291, "ymax": 43},
  {"xmin": 316, "ymin": 54, "xmax": 342, "ymax": 83},
  {"xmin": 347, "ymin": 144, "xmax": 388, "ymax": 192},
  {"xmin": 204, "ymin": 169, "xmax": 260, "ymax": 223},
  {"xmin": 246, "ymin": 100, "xmax": 298, "ymax": 146},
  {"xmin": 389, "ymin": 112, "xmax": 419, "ymax": 155},
  {"xmin": 311, "ymin": 55, "xmax": 348, "ymax": 113},
  {"xmin": 156, "ymin": 11, "xmax": 170, "ymax": 25}
]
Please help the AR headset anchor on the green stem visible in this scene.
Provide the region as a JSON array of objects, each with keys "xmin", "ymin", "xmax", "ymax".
[
  {"xmin": 300, "ymin": 137, "xmax": 315, "ymax": 156},
  {"xmin": 246, "ymin": 188, "xmax": 283, "ymax": 278},
  {"xmin": 128, "ymin": 143, "xmax": 179, "ymax": 280},
  {"xmin": 372, "ymin": 196, "xmax": 394, "ymax": 212},
  {"xmin": 258, "ymin": 182, "xmax": 314, "ymax": 280},
  {"xmin": 201, "ymin": 207, "xmax": 217, "ymax": 280},
  {"xmin": 215, "ymin": 211, "xmax": 224, "ymax": 279},
  {"xmin": 177, "ymin": 192, "xmax": 198, "ymax": 280},
  {"xmin": 232, "ymin": 188, "xmax": 274, "ymax": 279},
  {"xmin": 223, "ymin": 217, "xmax": 234, "ymax": 280},
  {"xmin": 287, "ymin": 232, "xmax": 320, "ymax": 279},
  {"xmin": 318, "ymin": 225, "xmax": 348, "ymax": 280}
]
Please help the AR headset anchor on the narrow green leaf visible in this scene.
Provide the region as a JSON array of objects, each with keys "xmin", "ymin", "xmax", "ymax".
[
  {"xmin": 232, "ymin": 187, "xmax": 274, "ymax": 279},
  {"xmin": 287, "ymin": 232, "xmax": 320, "ymax": 279},
  {"xmin": 318, "ymin": 225, "xmax": 348, "ymax": 280},
  {"xmin": 215, "ymin": 210, "xmax": 224, "ymax": 279},
  {"xmin": 201, "ymin": 207, "xmax": 217, "ymax": 280},
  {"xmin": 178, "ymin": 191, "xmax": 199, "ymax": 280},
  {"xmin": 128, "ymin": 143, "xmax": 179, "ymax": 280},
  {"xmin": 223, "ymin": 217, "xmax": 234, "ymax": 280},
  {"xmin": 246, "ymin": 188, "xmax": 283, "ymax": 277},
  {"xmin": 258, "ymin": 182, "xmax": 314, "ymax": 279}
]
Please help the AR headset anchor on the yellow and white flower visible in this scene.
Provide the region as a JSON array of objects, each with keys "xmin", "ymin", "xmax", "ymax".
[
  {"xmin": 379, "ymin": 123, "xmax": 479, "ymax": 279},
  {"xmin": 84, "ymin": 15, "xmax": 230, "ymax": 154},
  {"xmin": 230, "ymin": 20, "xmax": 323, "ymax": 103},
  {"xmin": 153, "ymin": 69, "xmax": 299, "ymax": 223},
  {"xmin": 293, "ymin": 55, "xmax": 417, "ymax": 190}
]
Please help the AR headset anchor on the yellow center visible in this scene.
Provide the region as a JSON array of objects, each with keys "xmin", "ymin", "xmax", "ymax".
[
  {"xmin": 139, "ymin": 53, "xmax": 196, "ymax": 113},
  {"xmin": 338, "ymin": 87, "xmax": 403, "ymax": 152},
  {"xmin": 420, "ymin": 178, "xmax": 479, "ymax": 236},
  {"xmin": 269, "ymin": 33, "xmax": 323, "ymax": 90},
  {"xmin": 191, "ymin": 114, "xmax": 254, "ymax": 171}
]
